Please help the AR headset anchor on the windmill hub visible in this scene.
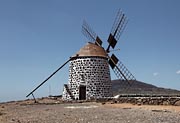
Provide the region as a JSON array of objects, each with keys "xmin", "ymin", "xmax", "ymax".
[{"xmin": 62, "ymin": 42, "xmax": 112, "ymax": 100}]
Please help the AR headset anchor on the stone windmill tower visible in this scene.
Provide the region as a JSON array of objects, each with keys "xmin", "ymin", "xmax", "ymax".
[
  {"xmin": 62, "ymin": 42, "xmax": 112, "ymax": 100},
  {"xmin": 26, "ymin": 9, "xmax": 136, "ymax": 101}
]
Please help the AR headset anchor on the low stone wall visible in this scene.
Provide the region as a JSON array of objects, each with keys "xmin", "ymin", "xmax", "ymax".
[{"xmin": 96, "ymin": 97, "xmax": 180, "ymax": 106}]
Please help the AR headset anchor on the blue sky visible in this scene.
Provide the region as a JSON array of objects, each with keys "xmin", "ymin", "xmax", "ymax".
[{"xmin": 0, "ymin": 0, "xmax": 180, "ymax": 102}]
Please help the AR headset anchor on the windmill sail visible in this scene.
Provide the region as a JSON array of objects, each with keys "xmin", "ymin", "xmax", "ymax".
[
  {"xmin": 109, "ymin": 54, "xmax": 136, "ymax": 81},
  {"xmin": 82, "ymin": 20, "xmax": 102, "ymax": 46},
  {"xmin": 106, "ymin": 9, "xmax": 128, "ymax": 52}
]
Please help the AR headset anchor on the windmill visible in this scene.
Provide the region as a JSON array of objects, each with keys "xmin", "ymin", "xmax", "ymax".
[{"xmin": 26, "ymin": 9, "xmax": 136, "ymax": 101}]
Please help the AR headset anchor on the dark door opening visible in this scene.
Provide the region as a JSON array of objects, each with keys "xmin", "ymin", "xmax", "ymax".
[{"xmin": 79, "ymin": 85, "xmax": 86, "ymax": 100}]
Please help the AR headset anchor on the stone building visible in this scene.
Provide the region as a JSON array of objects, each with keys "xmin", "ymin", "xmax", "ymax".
[{"xmin": 62, "ymin": 42, "xmax": 112, "ymax": 100}]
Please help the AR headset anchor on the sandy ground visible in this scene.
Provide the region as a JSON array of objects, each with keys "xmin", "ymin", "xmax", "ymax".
[
  {"xmin": 0, "ymin": 99, "xmax": 180, "ymax": 123},
  {"xmin": 105, "ymin": 103, "xmax": 180, "ymax": 112}
]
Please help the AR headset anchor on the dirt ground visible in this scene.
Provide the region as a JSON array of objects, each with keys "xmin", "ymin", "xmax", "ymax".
[{"xmin": 0, "ymin": 99, "xmax": 180, "ymax": 123}]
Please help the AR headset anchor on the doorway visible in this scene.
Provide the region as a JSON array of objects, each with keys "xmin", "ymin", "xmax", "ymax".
[{"xmin": 79, "ymin": 85, "xmax": 86, "ymax": 100}]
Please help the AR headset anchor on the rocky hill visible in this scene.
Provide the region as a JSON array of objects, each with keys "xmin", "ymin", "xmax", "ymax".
[{"xmin": 112, "ymin": 79, "xmax": 180, "ymax": 96}]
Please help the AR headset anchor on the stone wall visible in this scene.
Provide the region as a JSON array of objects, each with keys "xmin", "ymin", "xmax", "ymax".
[
  {"xmin": 62, "ymin": 85, "xmax": 72, "ymax": 101},
  {"xmin": 96, "ymin": 97, "xmax": 180, "ymax": 106}
]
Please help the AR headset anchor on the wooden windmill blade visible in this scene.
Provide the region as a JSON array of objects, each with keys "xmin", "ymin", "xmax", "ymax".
[
  {"xmin": 26, "ymin": 58, "xmax": 71, "ymax": 98},
  {"xmin": 106, "ymin": 9, "xmax": 128, "ymax": 52},
  {"xmin": 82, "ymin": 20, "xmax": 102, "ymax": 46},
  {"xmin": 108, "ymin": 54, "xmax": 136, "ymax": 81}
]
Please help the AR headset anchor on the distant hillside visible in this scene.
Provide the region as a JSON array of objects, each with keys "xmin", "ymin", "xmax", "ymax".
[{"xmin": 112, "ymin": 80, "xmax": 180, "ymax": 96}]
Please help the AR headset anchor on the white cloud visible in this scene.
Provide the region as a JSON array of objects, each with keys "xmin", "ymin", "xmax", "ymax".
[
  {"xmin": 176, "ymin": 70, "xmax": 180, "ymax": 74},
  {"xmin": 153, "ymin": 72, "xmax": 159, "ymax": 76}
]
